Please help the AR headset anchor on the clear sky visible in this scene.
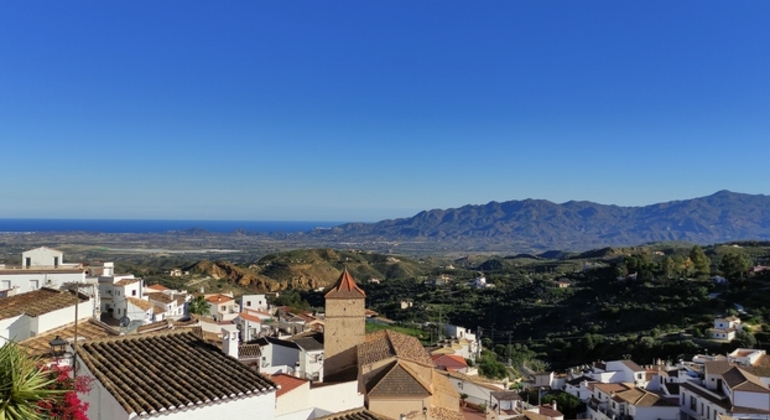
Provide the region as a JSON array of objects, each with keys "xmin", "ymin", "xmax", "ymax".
[{"xmin": 1, "ymin": 2, "xmax": 769, "ymax": 222}]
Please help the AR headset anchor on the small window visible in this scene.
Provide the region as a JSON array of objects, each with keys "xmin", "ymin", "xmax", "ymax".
[
  {"xmin": 246, "ymin": 301, "xmax": 252, "ymax": 307},
  {"xmin": 132, "ymin": 290, "xmax": 137, "ymax": 296}
]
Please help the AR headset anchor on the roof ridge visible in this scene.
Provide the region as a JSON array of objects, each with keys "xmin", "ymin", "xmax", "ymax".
[{"xmin": 325, "ymin": 269, "xmax": 366, "ymax": 298}]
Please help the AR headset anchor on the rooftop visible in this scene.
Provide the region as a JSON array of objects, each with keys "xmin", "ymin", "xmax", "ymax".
[
  {"xmin": 205, "ymin": 294, "xmax": 234, "ymax": 304},
  {"xmin": 0, "ymin": 288, "xmax": 87, "ymax": 320},
  {"xmin": 77, "ymin": 329, "xmax": 276, "ymax": 417},
  {"xmin": 359, "ymin": 329, "xmax": 434, "ymax": 367},
  {"xmin": 20, "ymin": 318, "xmax": 119, "ymax": 358},
  {"xmin": 315, "ymin": 407, "xmax": 389, "ymax": 420},
  {"xmin": 325, "ymin": 269, "xmax": 366, "ymax": 299},
  {"xmin": 271, "ymin": 373, "xmax": 308, "ymax": 397}
]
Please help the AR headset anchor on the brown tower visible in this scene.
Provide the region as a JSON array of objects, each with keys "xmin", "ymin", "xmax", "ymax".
[{"xmin": 323, "ymin": 269, "xmax": 366, "ymax": 378}]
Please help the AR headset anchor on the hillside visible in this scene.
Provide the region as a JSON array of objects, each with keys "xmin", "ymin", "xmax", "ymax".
[
  {"xmin": 308, "ymin": 190, "xmax": 770, "ymax": 252},
  {"xmin": 186, "ymin": 248, "xmax": 438, "ymax": 292}
]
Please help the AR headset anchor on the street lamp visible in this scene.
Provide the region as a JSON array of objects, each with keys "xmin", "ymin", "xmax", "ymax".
[{"xmin": 49, "ymin": 335, "xmax": 67, "ymax": 358}]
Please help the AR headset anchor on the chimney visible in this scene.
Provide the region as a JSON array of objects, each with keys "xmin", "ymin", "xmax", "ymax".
[
  {"xmin": 552, "ymin": 400, "xmax": 557, "ymax": 412},
  {"xmin": 222, "ymin": 328, "xmax": 238, "ymax": 359}
]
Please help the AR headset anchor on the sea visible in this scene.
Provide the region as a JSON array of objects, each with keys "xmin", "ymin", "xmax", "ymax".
[{"xmin": 0, "ymin": 219, "xmax": 345, "ymax": 234}]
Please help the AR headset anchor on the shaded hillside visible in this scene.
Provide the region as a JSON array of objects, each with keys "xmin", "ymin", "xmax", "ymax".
[
  {"xmin": 188, "ymin": 249, "xmax": 438, "ymax": 292},
  {"xmin": 308, "ymin": 191, "xmax": 770, "ymax": 252}
]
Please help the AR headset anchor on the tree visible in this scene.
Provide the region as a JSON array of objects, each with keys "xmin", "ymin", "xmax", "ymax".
[
  {"xmin": 690, "ymin": 246, "xmax": 711, "ymax": 278},
  {"xmin": 0, "ymin": 341, "xmax": 62, "ymax": 420},
  {"xmin": 541, "ymin": 391, "xmax": 586, "ymax": 419},
  {"xmin": 720, "ymin": 252, "xmax": 752, "ymax": 283},
  {"xmin": 187, "ymin": 295, "xmax": 210, "ymax": 316}
]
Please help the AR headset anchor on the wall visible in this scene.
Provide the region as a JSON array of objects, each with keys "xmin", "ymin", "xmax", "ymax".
[
  {"xmin": 368, "ymin": 396, "xmax": 429, "ymax": 420},
  {"xmin": 633, "ymin": 405, "xmax": 681, "ymax": 420},
  {"xmin": 80, "ymin": 361, "xmax": 131, "ymax": 420},
  {"xmin": 308, "ymin": 380, "xmax": 363, "ymax": 414},
  {"xmin": 0, "ymin": 315, "xmax": 25, "ymax": 344},
  {"xmin": 271, "ymin": 343, "xmax": 300, "ymax": 368},
  {"xmin": 733, "ymin": 390, "xmax": 770, "ymax": 411},
  {"xmin": 0, "ymin": 271, "xmax": 85, "ymax": 294},
  {"xmin": 146, "ymin": 391, "xmax": 276, "ymax": 420},
  {"xmin": 445, "ymin": 374, "xmax": 503, "ymax": 407},
  {"xmin": 23, "ymin": 248, "xmax": 63, "ymax": 267},
  {"xmin": 275, "ymin": 381, "xmax": 311, "ymax": 417},
  {"xmin": 324, "ymin": 297, "xmax": 365, "ymax": 377},
  {"xmin": 33, "ymin": 299, "xmax": 95, "ymax": 336}
]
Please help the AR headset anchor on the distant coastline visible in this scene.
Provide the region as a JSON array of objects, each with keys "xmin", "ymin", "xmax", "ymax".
[{"xmin": 0, "ymin": 219, "xmax": 345, "ymax": 234}]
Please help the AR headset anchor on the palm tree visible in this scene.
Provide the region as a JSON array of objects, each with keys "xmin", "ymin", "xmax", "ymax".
[
  {"xmin": 187, "ymin": 295, "xmax": 210, "ymax": 316},
  {"xmin": 0, "ymin": 341, "xmax": 63, "ymax": 420}
]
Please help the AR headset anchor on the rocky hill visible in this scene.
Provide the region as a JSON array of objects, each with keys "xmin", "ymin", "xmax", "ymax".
[
  {"xmin": 308, "ymin": 191, "xmax": 770, "ymax": 252},
  {"xmin": 186, "ymin": 248, "xmax": 436, "ymax": 292}
]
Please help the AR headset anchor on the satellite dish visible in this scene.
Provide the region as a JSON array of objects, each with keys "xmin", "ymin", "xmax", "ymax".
[{"xmin": 119, "ymin": 316, "xmax": 130, "ymax": 328}]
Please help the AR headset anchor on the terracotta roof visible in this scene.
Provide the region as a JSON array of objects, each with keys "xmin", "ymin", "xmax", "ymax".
[
  {"xmin": 146, "ymin": 284, "xmax": 170, "ymax": 291},
  {"xmin": 238, "ymin": 312, "xmax": 263, "ymax": 323},
  {"xmin": 271, "ymin": 373, "xmax": 308, "ymax": 397},
  {"xmin": 707, "ymin": 360, "xmax": 736, "ymax": 375},
  {"xmin": 315, "ymin": 407, "xmax": 390, "ymax": 420},
  {"xmin": 325, "ymin": 269, "xmax": 366, "ymax": 299},
  {"xmin": 0, "ymin": 288, "xmax": 86, "ymax": 320},
  {"xmin": 538, "ymin": 404, "xmax": 564, "ymax": 417},
  {"xmin": 77, "ymin": 329, "xmax": 276, "ymax": 417},
  {"xmin": 359, "ymin": 330, "xmax": 434, "ymax": 367},
  {"xmin": 126, "ymin": 297, "xmax": 154, "ymax": 312},
  {"xmin": 115, "ymin": 278, "xmax": 140, "ymax": 286},
  {"xmin": 20, "ymin": 318, "xmax": 119, "ymax": 358},
  {"xmin": 205, "ymin": 294, "xmax": 234, "ymax": 304},
  {"xmin": 594, "ymin": 382, "xmax": 631, "ymax": 394},
  {"xmin": 432, "ymin": 354, "xmax": 468, "ymax": 371},
  {"xmin": 427, "ymin": 406, "xmax": 465, "ymax": 420}
]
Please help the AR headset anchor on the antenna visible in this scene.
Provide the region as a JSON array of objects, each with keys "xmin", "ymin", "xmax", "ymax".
[{"xmin": 119, "ymin": 316, "xmax": 130, "ymax": 333}]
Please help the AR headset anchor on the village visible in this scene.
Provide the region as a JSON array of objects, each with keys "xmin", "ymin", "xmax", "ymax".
[{"xmin": 2, "ymin": 246, "xmax": 769, "ymax": 420}]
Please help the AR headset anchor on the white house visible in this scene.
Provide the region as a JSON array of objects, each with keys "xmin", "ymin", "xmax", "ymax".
[
  {"xmin": 680, "ymin": 360, "xmax": 770, "ymax": 420},
  {"xmin": 585, "ymin": 359, "xmax": 647, "ymax": 387},
  {"xmin": 76, "ymin": 329, "xmax": 278, "ymax": 420},
  {"xmin": 0, "ymin": 288, "xmax": 94, "ymax": 345},
  {"xmin": 236, "ymin": 311, "xmax": 264, "ymax": 342},
  {"xmin": 587, "ymin": 383, "xmax": 679, "ymax": 420},
  {"xmin": 0, "ymin": 247, "xmax": 87, "ymax": 296},
  {"xmin": 206, "ymin": 294, "xmax": 239, "ymax": 322},
  {"xmin": 240, "ymin": 294, "xmax": 269, "ymax": 313},
  {"xmin": 437, "ymin": 370, "xmax": 505, "ymax": 408},
  {"xmin": 711, "ymin": 316, "xmax": 742, "ymax": 341},
  {"xmin": 272, "ymin": 373, "xmax": 364, "ymax": 420},
  {"xmin": 98, "ymin": 273, "xmax": 143, "ymax": 321}
]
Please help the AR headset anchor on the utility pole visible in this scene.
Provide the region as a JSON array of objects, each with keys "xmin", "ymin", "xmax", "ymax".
[{"xmin": 69, "ymin": 282, "xmax": 96, "ymax": 379}]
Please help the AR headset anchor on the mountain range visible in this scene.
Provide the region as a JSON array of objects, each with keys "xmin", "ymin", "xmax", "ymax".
[{"xmin": 307, "ymin": 190, "xmax": 770, "ymax": 252}]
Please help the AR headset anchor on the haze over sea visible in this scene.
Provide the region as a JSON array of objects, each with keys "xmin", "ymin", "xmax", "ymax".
[{"xmin": 0, "ymin": 219, "xmax": 344, "ymax": 234}]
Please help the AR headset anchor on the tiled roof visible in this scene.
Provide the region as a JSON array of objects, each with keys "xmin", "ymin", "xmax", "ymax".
[
  {"xmin": 146, "ymin": 284, "xmax": 170, "ymax": 291},
  {"xmin": 614, "ymin": 388, "xmax": 675, "ymax": 407},
  {"xmin": 364, "ymin": 360, "xmax": 431, "ymax": 397},
  {"xmin": 126, "ymin": 297, "xmax": 154, "ymax": 312},
  {"xmin": 432, "ymin": 354, "xmax": 468, "ymax": 370},
  {"xmin": 594, "ymin": 382, "xmax": 631, "ymax": 394},
  {"xmin": 620, "ymin": 359, "xmax": 644, "ymax": 372},
  {"xmin": 290, "ymin": 331, "xmax": 324, "ymax": 351},
  {"xmin": 359, "ymin": 330, "xmax": 434, "ymax": 367},
  {"xmin": 148, "ymin": 293, "xmax": 174, "ymax": 304},
  {"xmin": 492, "ymin": 391, "xmax": 522, "ymax": 401},
  {"xmin": 238, "ymin": 312, "xmax": 263, "ymax": 323},
  {"xmin": 115, "ymin": 278, "xmax": 140, "ymax": 286},
  {"xmin": 427, "ymin": 406, "xmax": 465, "ymax": 420},
  {"xmin": 271, "ymin": 373, "xmax": 308, "ymax": 397},
  {"xmin": 538, "ymin": 404, "xmax": 563, "ymax": 417},
  {"xmin": 325, "ymin": 269, "xmax": 366, "ymax": 299},
  {"xmin": 0, "ymin": 288, "xmax": 86, "ymax": 320},
  {"xmin": 206, "ymin": 294, "xmax": 234, "ymax": 304},
  {"xmin": 706, "ymin": 360, "xmax": 734, "ymax": 375},
  {"xmin": 77, "ymin": 329, "xmax": 276, "ymax": 417},
  {"xmin": 20, "ymin": 318, "xmax": 119, "ymax": 358},
  {"xmin": 722, "ymin": 366, "xmax": 769, "ymax": 393},
  {"xmin": 315, "ymin": 407, "xmax": 389, "ymax": 420},
  {"xmin": 680, "ymin": 382, "xmax": 731, "ymax": 409}
]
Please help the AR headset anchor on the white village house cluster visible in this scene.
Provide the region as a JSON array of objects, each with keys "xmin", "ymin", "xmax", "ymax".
[{"xmin": 2, "ymin": 246, "xmax": 769, "ymax": 420}]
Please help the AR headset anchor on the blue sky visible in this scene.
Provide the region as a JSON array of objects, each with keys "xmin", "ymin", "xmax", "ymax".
[{"xmin": 1, "ymin": 2, "xmax": 769, "ymax": 222}]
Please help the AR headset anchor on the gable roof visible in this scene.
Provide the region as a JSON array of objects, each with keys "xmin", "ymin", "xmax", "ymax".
[
  {"xmin": 146, "ymin": 284, "xmax": 170, "ymax": 291},
  {"xmin": 290, "ymin": 331, "xmax": 324, "ymax": 351},
  {"xmin": 364, "ymin": 360, "xmax": 432, "ymax": 397},
  {"xmin": 237, "ymin": 312, "xmax": 263, "ymax": 323},
  {"xmin": 359, "ymin": 330, "xmax": 434, "ymax": 367},
  {"xmin": 77, "ymin": 329, "xmax": 276, "ymax": 417},
  {"xmin": 0, "ymin": 288, "xmax": 86, "ymax": 320},
  {"xmin": 115, "ymin": 278, "xmax": 140, "ymax": 286},
  {"xmin": 325, "ymin": 269, "xmax": 366, "ymax": 299},
  {"xmin": 620, "ymin": 359, "xmax": 645, "ymax": 372},
  {"xmin": 432, "ymin": 354, "xmax": 469, "ymax": 371},
  {"xmin": 148, "ymin": 293, "xmax": 175, "ymax": 304},
  {"xmin": 614, "ymin": 388, "xmax": 676, "ymax": 407},
  {"xmin": 722, "ymin": 366, "xmax": 769, "ymax": 393}
]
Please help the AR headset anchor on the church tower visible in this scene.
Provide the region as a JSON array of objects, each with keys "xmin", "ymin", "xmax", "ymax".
[{"xmin": 324, "ymin": 269, "xmax": 366, "ymax": 378}]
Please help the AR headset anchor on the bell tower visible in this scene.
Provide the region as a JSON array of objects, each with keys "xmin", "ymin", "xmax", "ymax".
[{"xmin": 323, "ymin": 269, "xmax": 366, "ymax": 378}]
